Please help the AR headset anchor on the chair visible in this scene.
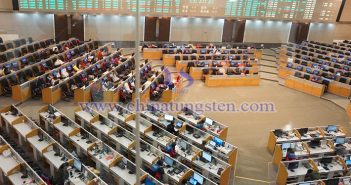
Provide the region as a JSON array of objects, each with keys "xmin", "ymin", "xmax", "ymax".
[
  {"xmin": 0, "ymin": 37, "xmax": 3, "ymax": 43},
  {"xmin": 14, "ymin": 49, "xmax": 21, "ymax": 58},
  {"xmin": 174, "ymin": 56, "xmax": 181, "ymax": 61}
]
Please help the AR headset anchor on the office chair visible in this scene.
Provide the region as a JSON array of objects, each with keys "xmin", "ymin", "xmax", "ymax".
[{"xmin": 28, "ymin": 37, "xmax": 33, "ymax": 43}]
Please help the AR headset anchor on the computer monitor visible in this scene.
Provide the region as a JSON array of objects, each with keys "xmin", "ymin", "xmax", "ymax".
[
  {"xmin": 346, "ymin": 160, "xmax": 351, "ymax": 166},
  {"xmin": 309, "ymin": 139, "xmax": 321, "ymax": 147},
  {"xmin": 165, "ymin": 114, "xmax": 173, "ymax": 121},
  {"xmin": 320, "ymin": 157, "xmax": 333, "ymax": 165},
  {"xmin": 179, "ymin": 140, "xmax": 187, "ymax": 150},
  {"xmin": 335, "ymin": 137, "xmax": 346, "ymax": 145},
  {"xmin": 205, "ymin": 118, "xmax": 213, "ymax": 125},
  {"xmin": 193, "ymin": 173, "xmax": 204, "ymax": 185},
  {"xmin": 281, "ymin": 143, "xmax": 291, "ymax": 150},
  {"xmin": 327, "ymin": 125, "xmax": 337, "ymax": 132},
  {"xmin": 176, "ymin": 121, "xmax": 183, "ymax": 128},
  {"xmin": 214, "ymin": 137, "xmax": 224, "ymax": 147},
  {"xmin": 298, "ymin": 128, "xmax": 308, "ymax": 136},
  {"xmin": 287, "ymin": 162, "xmax": 299, "ymax": 170},
  {"xmin": 202, "ymin": 152, "xmax": 212, "ymax": 162},
  {"xmin": 209, "ymin": 140, "xmax": 216, "ymax": 147},
  {"xmin": 73, "ymin": 159, "xmax": 82, "ymax": 172},
  {"xmin": 127, "ymin": 161, "xmax": 136, "ymax": 174},
  {"xmin": 164, "ymin": 156, "xmax": 174, "ymax": 166}
]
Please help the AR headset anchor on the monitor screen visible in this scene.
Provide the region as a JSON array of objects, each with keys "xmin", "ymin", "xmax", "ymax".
[
  {"xmin": 320, "ymin": 157, "xmax": 333, "ymax": 164},
  {"xmin": 335, "ymin": 137, "xmax": 346, "ymax": 145},
  {"xmin": 127, "ymin": 161, "xmax": 136, "ymax": 173},
  {"xmin": 67, "ymin": 65, "xmax": 72, "ymax": 71},
  {"xmin": 164, "ymin": 156, "xmax": 174, "ymax": 166},
  {"xmin": 165, "ymin": 114, "xmax": 173, "ymax": 121},
  {"xmin": 176, "ymin": 121, "xmax": 183, "ymax": 128},
  {"xmin": 202, "ymin": 152, "xmax": 212, "ymax": 162},
  {"xmin": 21, "ymin": 58, "xmax": 27, "ymax": 63},
  {"xmin": 346, "ymin": 160, "xmax": 351, "ymax": 165},
  {"xmin": 205, "ymin": 118, "xmax": 213, "ymax": 125},
  {"xmin": 193, "ymin": 173, "xmax": 204, "ymax": 185},
  {"xmin": 281, "ymin": 143, "xmax": 290, "ymax": 150},
  {"xmin": 73, "ymin": 159, "xmax": 82, "ymax": 172},
  {"xmin": 327, "ymin": 125, "xmax": 337, "ymax": 132},
  {"xmin": 179, "ymin": 140, "xmax": 187, "ymax": 150},
  {"xmin": 209, "ymin": 141, "xmax": 216, "ymax": 147},
  {"xmin": 66, "ymin": 53, "xmax": 71, "ymax": 59}
]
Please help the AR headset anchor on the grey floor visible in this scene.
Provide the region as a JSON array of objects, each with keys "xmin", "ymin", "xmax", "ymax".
[{"xmin": 1, "ymin": 77, "xmax": 349, "ymax": 185}]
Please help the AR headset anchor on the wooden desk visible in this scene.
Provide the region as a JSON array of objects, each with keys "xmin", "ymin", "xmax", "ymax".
[
  {"xmin": 42, "ymin": 87, "xmax": 62, "ymax": 104},
  {"xmin": 327, "ymin": 81, "xmax": 351, "ymax": 97},
  {"xmin": 161, "ymin": 80, "xmax": 183, "ymax": 103},
  {"xmin": 74, "ymin": 88, "xmax": 91, "ymax": 102},
  {"xmin": 205, "ymin": 75, "xmax": 260, "ymax": 87},
  {"xmin": 143, "ymin": 48, "xmax": 163, "ymax": 59},
  {"xmin": 285, "ymin": 76, "xmax": 325, "ymax": 97},
  {"xmin": 12, "ymin": 83, "xmax": 31, "ymax": 101},
  {"xmin": 190, "ymin": 67, "xmax": 259, "ymax": 80}
]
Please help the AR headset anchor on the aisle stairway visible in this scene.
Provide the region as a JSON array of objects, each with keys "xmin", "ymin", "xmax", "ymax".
[{"xmin": 259, "ymin": 49, "xmax": 279, "ymax": 82}]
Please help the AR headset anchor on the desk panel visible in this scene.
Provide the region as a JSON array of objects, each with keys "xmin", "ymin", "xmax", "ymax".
[{"xmin": 205, "ymin": 75, "xmax": 260, "ymax": 87}]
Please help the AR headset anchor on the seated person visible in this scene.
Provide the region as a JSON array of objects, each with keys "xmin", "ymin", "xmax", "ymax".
[
  {"xmin": 285, "ymin": 148, "xmax": 296, "ymax": 161},
  {"xmin": 218, "ymin": 68, "xmax": 226, "ymax": 75},
  {"xmin": 234, "ymin": 68, "xmax": 242, "ymax": 75},
  {"xmin": 124, "ymin": 82, "xmax": 133, "ymax": 93},
  {"xmin": 0, "ymin": 67, "xmax": 4, "ymax": 77}
]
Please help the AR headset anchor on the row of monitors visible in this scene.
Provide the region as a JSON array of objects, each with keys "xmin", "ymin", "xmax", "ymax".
[
  {"xmin": 304, "ymin": 41, "xmax": 351, "ymax": 52},
  {"xmin": 0, "ymin": 38, "xmax": 27, "ymax": 52}
]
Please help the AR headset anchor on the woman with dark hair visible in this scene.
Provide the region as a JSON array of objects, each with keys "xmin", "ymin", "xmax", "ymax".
[{"xmin": 53, "ymin": 162, "xmax": 69, "ymax": 185}]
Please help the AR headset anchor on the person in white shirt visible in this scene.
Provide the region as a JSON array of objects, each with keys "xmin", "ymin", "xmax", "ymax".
[{"xmin": 54, "ymin": 58, "xmax": 64, "ymax": 67}]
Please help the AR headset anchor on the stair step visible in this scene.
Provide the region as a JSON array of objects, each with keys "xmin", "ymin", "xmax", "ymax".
[
  {"xmin": 260, "ymin": 62, "xmax": 277, "ymax": 68},
  {"xmin": 260, "ymin": 72, "xmax": 278, "ymax": 82}
]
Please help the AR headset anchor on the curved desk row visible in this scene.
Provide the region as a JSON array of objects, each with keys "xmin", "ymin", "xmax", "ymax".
[{"xmin": 205, "ymin": 74, "xmax": 260, "ymax": 87}]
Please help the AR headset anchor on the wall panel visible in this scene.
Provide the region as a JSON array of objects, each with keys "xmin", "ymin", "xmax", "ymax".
[
  {"xmin": 84, "ymin": 15, "xmax": 145, "ymax": 41},
  {"xmin": 340, "ymin": 0, "xmax": 351, "ymax": 22},
  {"xmin": 170, "ymin": 17, "xmax": 224, "ymax": 42},
  {"xmin": 0, "ymin": 12, "xmax": 54, "ymax": 40},
  {"xmin": 289, "ymin": 22, "xmax": 310, "ymax": 44},
  {"xmin": 244, "ymin": 20, "xmax": 292, "ymax": 43},
  {"xmin": 0, "ymin": 0, "xmax": 13, "ymax": 10},
  {"xmin": 158, "ymin": 17, "xmax": 171, "ymax": 42},
  {"xmin": 144, "ymin": 17, "xmax": 157, "ymax": 41},
  {"xmin": 308, "ymin": 23, "xmax": 351, "ymax": 43}
]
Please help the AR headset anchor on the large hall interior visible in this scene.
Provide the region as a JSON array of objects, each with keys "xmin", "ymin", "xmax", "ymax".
[{"xmin": 1, "ymin": 0, "xmax": 351, "ymax": 185}]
